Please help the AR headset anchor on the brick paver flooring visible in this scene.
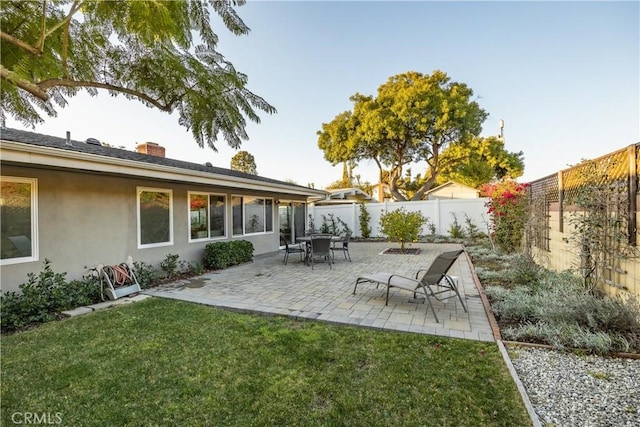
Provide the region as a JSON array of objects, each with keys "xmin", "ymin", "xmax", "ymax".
[{"xmin": 145, "ymin": 242, "xmax": 494, "ymax": 342}]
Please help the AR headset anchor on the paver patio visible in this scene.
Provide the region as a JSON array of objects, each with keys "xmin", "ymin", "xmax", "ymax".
[{"xmin": 145, "ymin": 242, "xmax": 495, "ymax": 342}]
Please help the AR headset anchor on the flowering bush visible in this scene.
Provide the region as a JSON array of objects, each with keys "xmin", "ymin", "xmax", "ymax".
[{"xmin": 481, "ymin": 181, "xmax": 529, "ymax": 253}]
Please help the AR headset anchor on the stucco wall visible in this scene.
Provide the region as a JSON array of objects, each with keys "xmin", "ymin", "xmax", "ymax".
[
  {"xmin": 531, "ymin": 209, "xmax": 639, "ymax": 299},
  {"xmin": 426, "ymin": 185, "xmax": 479, "ymax": 200},
  {"xmin": 1, "ymin": 166, "xmax": 305, "ymax": 293}
]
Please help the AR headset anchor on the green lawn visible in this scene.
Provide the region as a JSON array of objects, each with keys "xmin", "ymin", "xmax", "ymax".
[{"xmin": 1, "ymin": 298, "xmax": 531, "ymax": 426}]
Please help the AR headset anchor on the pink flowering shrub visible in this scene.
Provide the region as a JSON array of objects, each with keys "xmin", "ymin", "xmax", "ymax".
[{"xmin": 480, "ymin": 181, "xmax": 529, "ymax": 253}]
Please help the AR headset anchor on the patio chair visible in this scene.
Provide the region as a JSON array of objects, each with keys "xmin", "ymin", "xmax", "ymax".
[
  {"xmin": 309, "ymin": 234, "xmax": 333, "ymax": 270},
  {"xmin": 280, "ymin": 234, "xmax": 305, "ymax": 265},
  {"xmin": 352, "ymin": 249, "xmax": 467, "ymax": 323},
  {"xmin": 330, "ymin": 231, "xmax": 352, "ymax": 262}
]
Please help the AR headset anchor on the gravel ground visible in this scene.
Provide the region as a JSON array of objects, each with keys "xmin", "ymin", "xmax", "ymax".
[{"xmin": 509, "ymin": 346, "xmax": 640, "ymax": 427}]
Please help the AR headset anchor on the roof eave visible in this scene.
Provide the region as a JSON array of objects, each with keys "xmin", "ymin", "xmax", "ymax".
[{"xmin": 0, "ymin": 140, "xmax": 327, "ymax": 197}]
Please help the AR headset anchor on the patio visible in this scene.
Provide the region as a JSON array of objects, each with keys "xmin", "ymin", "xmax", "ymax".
[{"xmin": 145, "ymin": 242, "xmax": 495, "ymax": 342}]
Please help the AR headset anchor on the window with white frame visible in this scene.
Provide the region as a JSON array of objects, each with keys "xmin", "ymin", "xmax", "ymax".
[
  {"xmin": 137, "ymin": 187, "xmax": 173, "ymax": 247},
  {"xmin": 189, "ymin": 192, "xmax": 226, "ymax": 240},
  {"xmin": 231, "ymin": 195, "xmax": 273, "ymax": 236},
  {"xmin": 0, "ymin": 176, "xmax": 38, "ymax": 265}
]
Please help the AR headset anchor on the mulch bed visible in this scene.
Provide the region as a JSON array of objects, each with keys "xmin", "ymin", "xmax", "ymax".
[{"xmin": 382, "ymin": 248, "xmax": 421, "ymax": 255}]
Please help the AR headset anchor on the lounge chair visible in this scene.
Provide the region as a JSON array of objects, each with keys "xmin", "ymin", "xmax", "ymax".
[{"xmin": 353, "ymin": 249, "xmax": 467, "ymax": 323}]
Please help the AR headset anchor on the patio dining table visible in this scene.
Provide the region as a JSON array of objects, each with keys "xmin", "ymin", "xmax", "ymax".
[{"xmin": 296, "ymin": 235, "xmax": 342, "ymax": 266}]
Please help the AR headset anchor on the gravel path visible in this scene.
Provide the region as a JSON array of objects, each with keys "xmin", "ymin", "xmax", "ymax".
[{"xmin": 509, "ymin": 346, "xmax": 640, "ymax": 427}]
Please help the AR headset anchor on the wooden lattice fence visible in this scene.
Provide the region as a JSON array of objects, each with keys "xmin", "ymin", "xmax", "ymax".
[{"xmin": 528, "ymin": 144, "xmax": 639, "ymax": 296}]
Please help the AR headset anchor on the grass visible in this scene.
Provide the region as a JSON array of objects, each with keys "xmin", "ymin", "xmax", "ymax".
[{"xmin": 1, "ymin": 298, "xmax": 531, "ymax": 426}]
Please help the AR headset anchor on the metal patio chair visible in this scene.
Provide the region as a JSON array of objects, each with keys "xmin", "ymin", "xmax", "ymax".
[
  {"xmin": 309, "ymin": 234, "xmax": 333, "ymax": 270},
  {"xmin": 330, "ymin": 231, "xmax": 352, "ymax": 262},
  {"xmin": 280, "ymin": 234, "xmax": 305, "ymax": 265}
]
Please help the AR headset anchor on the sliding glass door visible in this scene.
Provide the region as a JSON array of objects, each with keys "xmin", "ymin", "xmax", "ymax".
[{"xmin": 278, "ymin": 202, "xmax": 306, "ymax": 245}]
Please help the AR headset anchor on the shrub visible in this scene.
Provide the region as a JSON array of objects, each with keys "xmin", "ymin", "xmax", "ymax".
[
  {"xmin": 358, "ymin": 202, "xmax": 372, "ymax": 239},
  {"xmin": 486, "ymin": 270, "xmax": 640, "ymax": 354},
  {"xmin": 0, "ymin": 260, "xmax": 101, "ymax": 333},
  {"xmin": 203, "ymin": 240, "xmax": 254, "ymax": 270},
  {"xmin": 481, "ymin": 180, "xmax": 529, "ymax": 253},
  {"xmin": 379, "ymin": 207, "xmax": 427, "ymax": 251},
  {"xmin": 160, "ymin": 253, "xmax": 181, "ymax": 279},
  {"xmin": 463, "ymin": 213, "xmax": 483, "ymax": 240},
  {"xmin": 186, "ymin": 261, "xmax": 204, "ymax": 276},
  {"xmin": 448, "ymin": 213, "xmax": 465, "ymax": 239},
  {"xmin": 132, "ymin": 261, "xmax": 159, "ymax": 289}
]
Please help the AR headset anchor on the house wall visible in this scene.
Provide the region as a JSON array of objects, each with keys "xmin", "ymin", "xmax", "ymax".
[
  {"xmin": 1, "ymin": 165, "xmax": 306, "ymax": 293},
  {"xmin": 426, "ymin": 184, "xmax": 479, "ymax": 200},
  {"xmin": 309, "ymin": 198, "xmax": 490, "ymax": 237}
]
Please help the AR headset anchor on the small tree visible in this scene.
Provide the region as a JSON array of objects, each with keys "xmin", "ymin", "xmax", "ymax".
[
  {"xmin": 358, "ymin": 202, "xmax": 371, "ymax": 239},
  {"xmin": 230, "ymin": 151, "xmax": 258, "ymax": 175},
  {"xmin": 379, "ymin": 208, "xmax": 427, "ymax": 251}
]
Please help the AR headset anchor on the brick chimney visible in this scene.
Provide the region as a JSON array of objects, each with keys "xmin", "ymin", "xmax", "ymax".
[{"xmin": 136, "ymin": 142, "xmax": 165, "ymax": 157}]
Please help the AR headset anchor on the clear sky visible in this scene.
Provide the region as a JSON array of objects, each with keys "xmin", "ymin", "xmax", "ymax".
[{"xmin": 5, "ymin": 0, "xmax": 639, "ymax": 188}]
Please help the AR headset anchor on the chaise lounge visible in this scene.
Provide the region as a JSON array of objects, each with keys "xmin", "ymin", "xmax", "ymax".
[{"xmin": 353, "ymin": 249, "xmax": 467, "ymax": 323}]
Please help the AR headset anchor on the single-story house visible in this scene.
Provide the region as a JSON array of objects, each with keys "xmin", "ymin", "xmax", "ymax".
[
  {"xmin": 425, "ymin": 181, "xmax": 480, "ymax": 200},
  {"xmin": 0, "ymin": 127, "xmax": 327, "ymax": 293},
  {"xmin": 310, "ymin": 187, "xmax": 373, "ymax": 205}
]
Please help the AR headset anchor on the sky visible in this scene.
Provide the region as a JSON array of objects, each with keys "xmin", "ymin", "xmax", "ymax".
[{"xmin": 5, "ymin": 0, "xmax": 639, "ymax": 188}]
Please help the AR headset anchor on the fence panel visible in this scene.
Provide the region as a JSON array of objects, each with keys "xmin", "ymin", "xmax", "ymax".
[
  {"xmin": 528, "ymin": 143, "xmax": 639, "ymax": 298},
  {"xmin": 309, "ymin": 198, "xmax": 490, "ymax": 238}
]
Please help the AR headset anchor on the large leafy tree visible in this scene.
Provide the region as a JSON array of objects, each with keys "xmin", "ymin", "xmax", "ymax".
[
  {"xmin": 436, "ymin": 136, "xmax": 525, "ymax": 188},
  {"xmin": 1, "ymin": 0, "xmax": 275, "ymax": 151},
  {"xmin": 230, "ymin": 150, "xmax": 257, "ymax": 175},
  {"xmin": 317, "ymin": 70, "xmax": 488, "ymax": 201}
]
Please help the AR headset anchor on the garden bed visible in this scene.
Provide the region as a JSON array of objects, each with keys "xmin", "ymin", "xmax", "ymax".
[{"xmin": 382, "ymin": 248, "xmax": 421, "ymax": 255}]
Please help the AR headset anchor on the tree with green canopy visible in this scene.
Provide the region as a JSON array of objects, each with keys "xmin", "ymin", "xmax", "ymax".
[
  {"xmin": 434, "ymin": 136, "xmax": 524, "ymax": 188},
  {"xmin": 317, "ymin": 70, "xmax": 488, "ymax": 201},
  {"xmin": 0, "ymin": 0, "xmax": 275, "ymax": 151},
  {"xmin": 230, "ymin": 150, "xmax": 257, "ymax": 175}
]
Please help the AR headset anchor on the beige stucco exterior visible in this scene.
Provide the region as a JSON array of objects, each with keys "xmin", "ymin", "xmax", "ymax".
[{"xmin": 425, "ymin": 181, "xmax": 480, "ymax": 200}]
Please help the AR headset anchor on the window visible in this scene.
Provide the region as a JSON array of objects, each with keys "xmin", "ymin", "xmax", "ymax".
[
  {"xmin": 231, "ymin": 195, "xmax": 273, "ymax": 236},
  {"xmin": 1, "ymin": 177, "xmax": 38, "ymax": 265},
  {"xmin": 232, "ymin": 196, "xmax": 243, "ymax": 236},
  {"xmin": 189, "ymin": 192, "xmax": 226, "ymax": 240},
  {"xmin": 137, "ymin": 187, "xmax": 173, "ymax": 248}
]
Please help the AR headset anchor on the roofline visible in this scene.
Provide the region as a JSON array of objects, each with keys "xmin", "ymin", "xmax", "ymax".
[
  {"xmin": 0, "ymin": 139, "xmax": 327, "ymax": 197},
  {"xmin": 425, "ymin": 181, "xmax": 480, "ymax": 194}
]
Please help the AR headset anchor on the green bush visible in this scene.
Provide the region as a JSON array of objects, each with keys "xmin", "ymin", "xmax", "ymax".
[
  {"xmin": 379, "ymin": 207, "xmax": 427, "ymax": 251},
  {"xmin": 0, "ymin": 260, "xmax": 101, "ymax": 333},
  {"xmin": 203, "ymin": 240, "xmax": 254, "ymax": 270},
  {"xmin": 319, "ymin": 214, "xmax": 351, "ymax": 236},
  {"xmin": 448, "ymin": 213, "xmax": 465, "ymax": 239},
  {"xmin": 132, "ymin": 261, "xmax": 160, "ymax": 289},
  {"xmin": 358, "ymin": 202, "xmax": 371, "ymax": 239},
  {"xmin": 160, "ymin": 253, "xmax": 181, "ymax": 279}
]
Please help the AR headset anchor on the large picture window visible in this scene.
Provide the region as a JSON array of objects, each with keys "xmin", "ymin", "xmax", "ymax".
[
  {"xmin": 231, "ymin": 195, "xmax": 273, "ymax": 236},
  {"xmin": 189, "ymin": 193, "xmax": 226, "ymax": 240},
  {"xmin": 1, "ymin": 176, "xmax": 38, "ymax": 265},
  {"xmin": 137, "ymin": 187, "xmax": 173, "ymax": 247}
]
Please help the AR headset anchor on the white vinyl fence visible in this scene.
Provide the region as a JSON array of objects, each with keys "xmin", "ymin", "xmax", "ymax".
[{"xmin": 309, "ymin": 198, "xmax": 491, "ymax": 238}]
